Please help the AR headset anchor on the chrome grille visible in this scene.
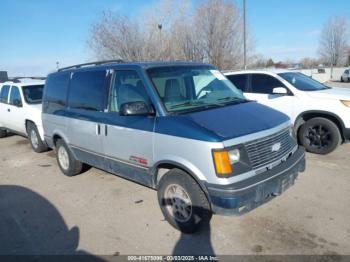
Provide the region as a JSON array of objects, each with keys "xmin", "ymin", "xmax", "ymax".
[{"xmin": 245, "ymin": 128, "xmax": 296, "ymax": 169}]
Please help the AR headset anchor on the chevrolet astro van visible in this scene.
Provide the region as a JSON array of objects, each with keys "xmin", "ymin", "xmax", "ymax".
[{"xmin": 42, "ymin": 61, "xmax": 305, "ymax": 233}]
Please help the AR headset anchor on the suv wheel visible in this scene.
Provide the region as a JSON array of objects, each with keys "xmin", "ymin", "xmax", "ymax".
[
  {"xmin": 0, "ymin": 128, "xmax": 7, "ymax": 138},
  {"xmin": 56, "ymin": 139, "xmax": 83, "ymax": 176},
  {"xmin": 27, "ymin": 122, "xmax": 48, "ymax": 153},
  {"xmin": 157, "ymin": 169, "xmax": 212, "ymax": 234},
  {"xmin": 299, "ymin": 117, "xmax": 341, "ymax": 154},
  {"xmin": 341, "ymin": 76, "xmax": 344, "ymax": 82}
]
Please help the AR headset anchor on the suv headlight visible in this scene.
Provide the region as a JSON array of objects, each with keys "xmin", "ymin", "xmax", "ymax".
[
  {"xmin": 289, "ymin": 125, "xmax": 297, "ymax": 140},
  {"xmin": 213, "ymin": 146, "xmax": 251, "ymax": 177}
]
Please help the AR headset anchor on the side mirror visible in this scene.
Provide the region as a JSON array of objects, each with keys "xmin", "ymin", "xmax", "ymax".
[
  {"xmin": 13, "ymin": 99, "xmax": 22, "ymax": 107},
  {"xmin": 120, "ymin": 101, "xmax": 154, "ymax": 116},
  {"xmin": 272, "ymin": 87, "xmax": 288, "ymax": 95}
]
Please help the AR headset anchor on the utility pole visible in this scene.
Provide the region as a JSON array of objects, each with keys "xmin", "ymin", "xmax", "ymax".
[
  {"xmin": 243, "ymin": 0, "xmax": 247, "ymax": 69},
  {"xmin": 158, "ymin": 24, "xmax": 163, "ymax": 60}
]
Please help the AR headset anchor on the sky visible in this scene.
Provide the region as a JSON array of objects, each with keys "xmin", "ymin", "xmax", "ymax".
[{"xmin": 0, "ymin": 0, "xmax": 349, "ymax": 76}]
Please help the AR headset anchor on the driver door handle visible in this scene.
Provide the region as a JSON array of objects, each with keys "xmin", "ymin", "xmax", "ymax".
[{"xmin": 7, "ymin": 109, "xmax": 10, "ymax": 112}]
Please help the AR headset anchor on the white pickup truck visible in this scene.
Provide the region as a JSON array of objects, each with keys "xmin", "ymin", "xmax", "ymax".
[
  {"xmin": 225, "ymin": 70, "xmax": 350, "ymax": 154},
  {"xmin": 0, "ymin": 78, "xmax": 48, "ymax": 152}
]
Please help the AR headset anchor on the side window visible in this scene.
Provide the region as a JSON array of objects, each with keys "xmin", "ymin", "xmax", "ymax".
[
  {"xmin": 109, "ymin": 71, "xmax": 149, "ymax": 112},
  {"xmin": 9, "ymin": 86, "xmax": 22, "ymax": 105},
  {"xmin": 68, "ymin": 70, "xmax": 107, "ymax": 111},
  {"xmin": 44, "ymin": 72, "xmax": 70, "ymax": 107},
  {"xmin": 0, "ymin": 85, "xmax": 10, "ymax": 103},
  {"xmin": 226, "ymin": 74, "xmax": 248, "ymax": 92},
  {"xmin": 251, "ymin": 74, "xmax": 285, "ymax": 94}
]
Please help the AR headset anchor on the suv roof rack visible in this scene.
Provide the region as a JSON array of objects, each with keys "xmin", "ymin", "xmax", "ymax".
[
  {"xmin": 58, "ymin": 60, "xmax": 125, "ymax": 72},
  {"xmin": 8, "ymin": 77, "xmax": 46, "ymax": 83}
]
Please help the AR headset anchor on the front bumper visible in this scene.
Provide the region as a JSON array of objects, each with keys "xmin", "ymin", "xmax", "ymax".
[
  {"xmin": 343, "ymin": 127, "xmax": 350, "ymax": 141},
  {"xmin": 206, "ymin": 146, "xmax": 306, "ymax": 215}
]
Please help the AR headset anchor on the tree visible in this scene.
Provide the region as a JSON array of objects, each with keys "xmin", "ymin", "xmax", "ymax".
[
  {"xmin": 318, "ymin": 16, "xmax": 349, "ymax": 78},
  {"xmin": 87, "ymin": 0, "xmax": 254, "ymax": 70},
  {"xmin": 266, "ymin": 58, "xmax": 274, "ymax": 67}
]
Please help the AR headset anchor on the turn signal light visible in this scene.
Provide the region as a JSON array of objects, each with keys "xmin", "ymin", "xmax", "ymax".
[
  {"xmin": 341, "ymin": 100, "xmax": 350, "ymax": 107},
  {"xmin": 213, "ymin": 151, "xmax": 232, "ymax": 176}
]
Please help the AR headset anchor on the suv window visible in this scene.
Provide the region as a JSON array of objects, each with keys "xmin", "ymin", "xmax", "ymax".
[
  {"xmin": 9, "ymin": 86, "xmax": 22, "ymax": 105},
  {"xmin": 251, "ymin": 74, "xmax": 285, "ymax": 94},
  {"xmin": 226, "ymin": 74, "xmax": 248, "ymax": 92},
  {"xmin": 68, "ymin": 70, "xmax": 107, "ymax": 111},
  {"xmin": 44, "ymin": 72, "xmax": 70, "ymax": 107},
  {"xmin": 110, "ymin": 70, "xmax": 150, "ymax": 112},
  {"xmin": 0, "ymin": 85, "xmax": 10, "ymax": 103}
]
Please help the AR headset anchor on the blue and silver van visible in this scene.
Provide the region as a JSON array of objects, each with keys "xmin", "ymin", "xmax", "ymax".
[{"xmin": 42, "ymin": 61, "xmax": 305, "ymax": 233}]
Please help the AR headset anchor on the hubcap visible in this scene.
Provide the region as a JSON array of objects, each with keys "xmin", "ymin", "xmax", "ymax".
[
  {"xmin": 30, "ymin": 130, "xmax": 39, "ymax": 149},
  {"xmin": 58, "ymin": 146, "xmax": 69, "ymax": 170},
  {"xmin": 305, "ymin": 125, "xmax": 332, "ymax": 150},
  {"xmin": 164, "ymin": 184, "xmax": 192, "ymax": 222}
]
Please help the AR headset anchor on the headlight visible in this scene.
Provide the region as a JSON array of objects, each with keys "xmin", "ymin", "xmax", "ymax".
[
  {"xmin": 228, "ymin": 149, "xmax": 240, "ymax": 164},
  {"xmin": 289, "ymin": 125, "xmax": 296, "ymax": 140},
  {"xmin": 213, "ymin": 146, "xmax": 251, "ymax": 177},
  {"xmin": 341, "ymin": 100, "xmax": 350, "ymax": 107}
]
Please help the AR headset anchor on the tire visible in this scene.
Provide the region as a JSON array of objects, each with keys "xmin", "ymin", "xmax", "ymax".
[
  {"xmin": 55, "ymin": 139, "xmax": 83, "ymax": 176},
  {"xmin": 298, "ymin": 117, "xmax": 341, "ymax": 154},
  {"xmin": 341, "ymin": 76, "xmax": 344, "ymax": 82},
  {"xmin": 0, "ymin": 128, "xmax": 7, "ymax": 138},
  {"xmin": 27, "ymin": 122, "xmax": 48, "ymax": 153},
  {"xmin": 157, "ymin": 169, "xmax": 212, "ymax": 234}
]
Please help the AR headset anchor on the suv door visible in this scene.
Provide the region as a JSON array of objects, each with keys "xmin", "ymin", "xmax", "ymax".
[
  {"xmin": 6, "ymin": 86, "xmax": 26, "ymax": 133},
  {"xmin": 245, "ymin": 73, "xmax": 296, "ymax": 119},
  {"xmin": 0, "ymin": 85, "xmax": 11, "ymax": 128},
  {"xmin": 102, "ymin": 70, "xmax": 154, "ymax": 186}
]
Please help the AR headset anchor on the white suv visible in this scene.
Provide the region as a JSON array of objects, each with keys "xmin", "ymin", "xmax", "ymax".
[
  {"xmin": 225, "ymin": 70, "xmax": 350, "ymax": 154},
  {"xmin": 0, "ymin": 78, "xmax": 48, "ymax": 152}
]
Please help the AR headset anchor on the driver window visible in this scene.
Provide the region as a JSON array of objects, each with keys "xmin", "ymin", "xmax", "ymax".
[
  {"xmin": 109, "ymin": 71, "xmax": 150, "ymax": 112},
  {"xmin": 9, "ymin": 86, "xmax": 22, "ymax": 106},
  {"xmin": 251, "ymin": 74, "xmax": 286, "ymax": 94}
]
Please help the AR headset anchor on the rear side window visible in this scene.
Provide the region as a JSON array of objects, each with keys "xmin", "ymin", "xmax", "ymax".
[
  {"xmin": 0, "ymin": 85, "xmax": 10, "ymax": 103},
  {"xmin": 44, "ymin": 72, "xmax": 70, "ymax": 109},
  {"xmin": 9, "ymin": 86, "xmax": 22, "ymax": 105},
  {"xmin": 226, "ymin": 74, "xmax": 248, "ymax": 92},
  {"xmin": 251, "ymin": 74, "xmax": 285, "ymax": 94},
  {"xmin": 68, "ymin": 70, "xmax": 107, "ymax": 111}
]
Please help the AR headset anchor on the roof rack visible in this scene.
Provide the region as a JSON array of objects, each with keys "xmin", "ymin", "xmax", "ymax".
[
  {"xmin": 58, "ymin": 59, "xmax": 125, "ymax": 72},
  {"xmin": 7, "ymin": 77, "xmax": 46, "ymax": 83}
]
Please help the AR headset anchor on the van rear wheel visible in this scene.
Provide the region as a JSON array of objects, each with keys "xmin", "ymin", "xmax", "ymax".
[
  {"xmin": 299, "ymin": 117, "xmax": 341, "ymax": 154},
  {"xmin": 157, "ymin": 169, "xmax": 212, "ymax": 234},
  {"xmin": 56, "ymin": 139, "xmax": 83, "ymax": 176}
]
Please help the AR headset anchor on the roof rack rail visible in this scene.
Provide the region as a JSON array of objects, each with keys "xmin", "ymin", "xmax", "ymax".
[
  {"xmin": 58, "ymin": 59, "xmax": 125, "ymax": 72},
  {"xmin": 7, "ymin": 77, "xmax": 46, "ymax": 83}
]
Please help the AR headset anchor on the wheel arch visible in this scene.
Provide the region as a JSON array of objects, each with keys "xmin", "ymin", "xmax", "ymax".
[
  {"xmin": 150, "ymin": 160, "xmax": 210, "ymax": 197},
  {"xmin": 294, "ymin": 110, "xmax": 346, "ymax": 141}
]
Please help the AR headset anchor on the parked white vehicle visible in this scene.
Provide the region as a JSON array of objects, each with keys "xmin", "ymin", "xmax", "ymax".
[
  {"xmin": 0, "ymin": 78, "xmax": 48, "ymax": 152},
  {"xmin": 225, "ymin": 70, "xmax": 350, "ymax": 154},
  {"xmin": 341, "ymin": 69, "xmax": 350, "ymax": 82}
]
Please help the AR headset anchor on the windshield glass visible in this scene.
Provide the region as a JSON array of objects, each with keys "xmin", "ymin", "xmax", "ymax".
[
  {"xmin": 22, "ymin": 85, "xmax": 44, "ymax": 104},
  {"xmin": 147, "ymin": 66, "xmax": 247, "ymax": 113},
  {"xmin": 278, "ymin": 72, "xmax": 328, "ymax": 91}
]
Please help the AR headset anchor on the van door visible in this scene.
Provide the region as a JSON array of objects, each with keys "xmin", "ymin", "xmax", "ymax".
[
  {"xmin": 102, "ymin": 70, "xmax": 155, "ymax": 186},
  {"xmin": 245, "ymin": 74, "xmax": 296, "ymax": 119},
  {"xmin": 6, "ymin": 86, "xmax": 26, "ymax": 133},
  {"xmin": 66, "ymin": 70, "xmax": 108, "ymax": 168},
  {"xmin": 0, "ymin": 85, "xmax": 11, "ymax": 128}
]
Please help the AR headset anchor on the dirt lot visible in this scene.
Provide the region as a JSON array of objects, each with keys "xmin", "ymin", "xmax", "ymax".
[{"xmin": 0, "ymin": 81, "xmax": 350, "ymax": 256}]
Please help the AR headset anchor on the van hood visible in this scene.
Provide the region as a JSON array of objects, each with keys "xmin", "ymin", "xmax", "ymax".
[
  {"xmin": 156, "ymin": 102, "xmax": 290, "ymax": 142},
  {"xmin": 306, "ymin": 87, "xmax": 350, "ymax": 100}
]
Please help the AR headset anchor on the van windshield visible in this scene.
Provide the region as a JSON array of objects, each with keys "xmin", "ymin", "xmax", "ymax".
[
  {"xmin": 22, "ymin": 85, "xmax": 44, "ymax": 104},
  {"xmin": 147, "ymin": 66, "xmax": 247, "ymax": 113}
]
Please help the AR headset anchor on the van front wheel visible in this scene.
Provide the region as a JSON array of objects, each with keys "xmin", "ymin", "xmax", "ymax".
[
  {"xmin": 157, "ymin": 169, "xmax": 212, "ymax": 234},
  {"xmin": 0, "ymin": 128, "xmax": 7, "ymax": 138},
  {"xmin": 56, "ymin": 139, "xmax": 83, "ymax": 176}
]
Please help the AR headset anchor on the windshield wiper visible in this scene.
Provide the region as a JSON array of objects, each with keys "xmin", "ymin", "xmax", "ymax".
[
  {"xmin": 169, "ymin": 100, "xmax": 208, "ymax": 109},
  {"xmin": 217, "ymin": 96, "xmax": 249, "ymax": 103}
]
